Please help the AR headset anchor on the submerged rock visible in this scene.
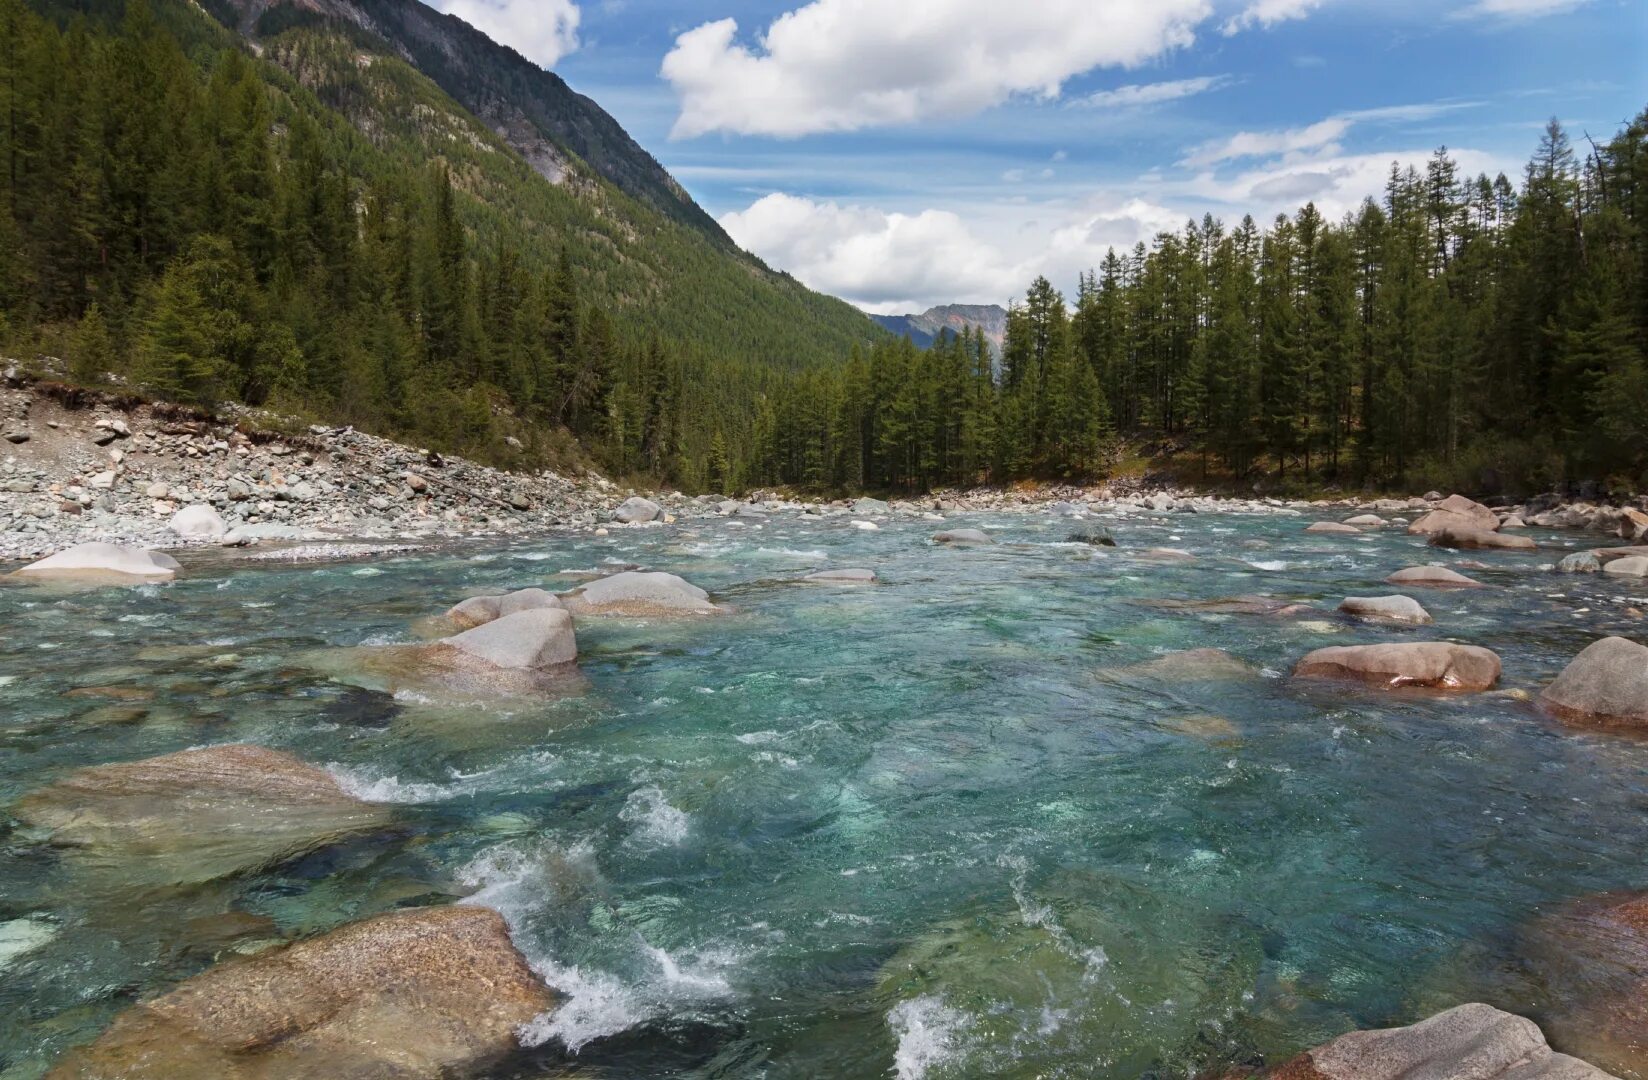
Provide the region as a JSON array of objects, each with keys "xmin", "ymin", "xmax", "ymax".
[
  {"xmin": 10, "ymin": 542, "xmax": 180, "ymax": 584},
  {"xmin": 1118, "ymin": 648, "xmax": 1256, "ymax": 681},
  {"xmin": 1068, "ymin": 525, "xmax": 1117, "ymax": 546},
  {"xmin": 611, "ymin": 496, "xmax": 661, "ymax": 524},
  {"xmin": 1293, "ymin": 642, "xmax": 1501, "ymax": 692},
  {"xmin": 803, "ymin": 568, "xmax": 877, "ymax": 583},
  {"xmin": 46, "ymin": 905, "xmax": 555, "ymax": 1080},
  {"xmin": 933, "ymin": 529, "xmax": 994, "ymax": 545},
  {"xmin": 1140, "ymin": 547, "xmax": 1195, "ymax": 561},
  {"xmin": 1429, "ymin": 526, "xmax": 1537, "ymax": 551},
  {"xmin": 1253, "ymin": 1003, "xmax": 1612, "ymax": 1079},
  {"xmin": 13, "ymin": 745, "xmax": 389, "ymax": 886},
  {"xmin": 444, "ymin": 588, "xmax": 563, "ymax": 630},
  {"xmin": 1307, "ymin": 521, "xmax": 1362, "ymax": 535},
  {"xmin": 1386, "ymin": 565, "xmax": 1484, "ymax": 588},
  {"xmin": 560, "ymin": 570, "xmax": 718, "ymax": 616},
  {"xmin": 1139, "ymin": 596, "xmax": 1309, "ymax": 617},
  {"xmin": 1519, "ymin": 891, "xmax": 1648, "ymax": 1078},
  {"xmin": 1338, "ymin": 595, "xmax": 1433, "ymax": 625},
  {"xmin": 1558, "ymin": 552, "xmax": 1604, "ymax": 574},
  {"xmin": 1539, "ymin": 637, "xmax": 1648, "ymax": 730}
]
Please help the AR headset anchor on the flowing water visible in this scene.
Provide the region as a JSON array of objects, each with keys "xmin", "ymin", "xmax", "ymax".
[{"xmin": 3, "ymin": 510, "xmax": 1647, "ymax": 1079}]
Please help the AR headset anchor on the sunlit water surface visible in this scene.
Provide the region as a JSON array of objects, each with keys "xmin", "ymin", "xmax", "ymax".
[{"xmin": 3, "ymin": 511, "xmax": 1648, "ymax": 1079}]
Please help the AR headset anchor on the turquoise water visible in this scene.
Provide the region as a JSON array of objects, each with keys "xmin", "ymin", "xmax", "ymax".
[{"xmin": 3, "ymin": 510, "xmax": 1648, "ymax": 1078}]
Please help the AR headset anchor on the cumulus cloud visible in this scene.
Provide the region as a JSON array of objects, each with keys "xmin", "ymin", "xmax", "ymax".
[
  {"xmin": 661, "ymin": 0, "xmax": 1212, "ymax": 138},
  {"xmin": 1221, "ymin": 0, "xmax": 1323, "ymax": 34},
  {"xmin": 1076, "ymin": 75, "xmax": 1231, "ymax": 109},
  {"xmin": 430, "ymin": 0, "xmax": 581, "ymax": 67},
  {"xmin": 1180, "ymin": 118, "xmax": 1350, "ymax": 167}
]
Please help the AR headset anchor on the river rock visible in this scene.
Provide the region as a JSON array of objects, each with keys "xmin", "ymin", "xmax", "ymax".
[
  {"xmin": 803, "ymin": 568, "xmax": 877, "ymax": 583},
  {"xmin": 852, "ymin": 497, "xmax": 889, "ymax": 515},
  {"xmin": 1519, "ymin": 891, "xmax": 1648, "ymax": 1078},
  {"xmin": 1338, "ymin": 595, "xmax": 1433, "ymax": 625},
  {"xmin": 1069, "ymin": 525, "xmax": 1116, "ymax": 546},
  {"xmin": 441, "ymin": 609, "xmax": 577, "ymax": 670},
  {"xmin": 611, "ymin": 496, "xmax": 661, "ymax": 524},
  {"xmin": 1539, "ymin": 636, "xmax": 1648, "ymax": 729},
  {"xmin": 444, "ymin": 588, "xmax": 563, "ymax": 630},
  {"xmin": 46, "ymin": 905, "xmax": 556, "ymax": 1080},
  {"xmin": 1294, "ymin": 642, "xmax": 1501, "ymax": 691},
  {"xmin": 561, "ymin": 571, "xmax": 718, "ymax": 616},
  {"xmin": 169, "ymin": 503, "xmax": 227, "ymax": 539},
  {"xmin": 933, "ymin": 529, "xmax": 994, "ymax": 545},
  {"xmin": 1603, "ymin": 556, "xmax": 1648, "ymax": 577},
  {"xmin": 1253, "ymin": 1002, "xmax": 1613, "ymax": 1079},
  {"xmin": 1307, "ymin": 521, "xmax": 1362, "ymax": 534},
  {"xmin": 1594, "ymin": 547, "xmax": 1648, "ymax": 565},
  {"xmin": 1121, "ymin": 648, "xmax": 1256, "ymax": 681},
  {"xmin": 1429, "ymin": 526, "xmax": 1537, "ymax": 551},
  {"xmin": 1344, "ymin": 514, "xmax": 1386, "ymax": 527},
  {"xmin": 1438, "ymin": 494, "xmax": 1501, "ymax": 528},
  {"xmin": 10, "ymin": 542, "xmax": 181, "ymax": 584},
  {"xmin": 1386, "ymin": 566, "xmax": 1484, "ymax": 588},
  {"xmin": 1558, "ymin": 552, "xmax": 1604, "ymax": 574},
  {"xmin": 12, "ymin": 745, "xmax": 389, "ymax": 886}
]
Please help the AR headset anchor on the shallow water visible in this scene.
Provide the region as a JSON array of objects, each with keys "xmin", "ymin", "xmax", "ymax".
[{"xmin": 3, "ymin": 510, "xmax": 1647, "ymax": 1078}]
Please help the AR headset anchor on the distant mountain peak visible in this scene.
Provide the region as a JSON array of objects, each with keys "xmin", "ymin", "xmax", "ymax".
[{"xmin": 869, "ymin": 303, "xmax": 1008, "ymax": 357}]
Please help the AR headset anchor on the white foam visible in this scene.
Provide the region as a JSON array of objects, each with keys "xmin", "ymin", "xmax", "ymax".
[
  {"xmin": 0, "ymin": 917, "xmax": 56, "ymax": 972},
  {"xmin": 735, "ymin": 730, "xmax": 780, "ymax": 745},
  {"xmin": 1248, "ymin": 560, "xmax": 1290, "ymax": 571},
  {"xmin": 754, "ymin": 547, "xmax": 828, "ymax": 561},
  {"xmin": 328, "ymin": 764, "xmax": 473, "ymax": 804},
  {"xmin": 888, "ymin": 994, "xmax": 971, "ymax": 1080},
  {"xmin": 620, "ymin": 786, "xmax": 690, "ymax": 846}
]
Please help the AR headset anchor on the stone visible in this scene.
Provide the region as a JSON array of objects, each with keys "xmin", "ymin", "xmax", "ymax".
[
  {"xmin": 87, "ymin": 469, "xmax": 116, "ymax": 490},
  {"xmin": 803, "ymin": 568, "xmax": 876, "ymax": 583},
  {"xmin": 1138, "ymin": 596, "xmax": 1309, "ymax": 617},
  {"xmin": 561, "ymin": 571, "xmax": 718, "ymax": 616},
  {"xmin": 1120, "ymin": 648, "xmax": 1256, "ymax": 681},
  {"xmin": 1141, "ymin": 548, "xmax": 1195, "ymax": 561},
  {"xmin": 1408, "ymin": 509, "xmax": 1492, "ymax": 536},
  {"xmin": 169, "ymin": 503, "xmax": 228, "ymax": 539},
  {"xmin": 1539, "ymin": 636, "xmax": 1648, "ymax": 729},
  {"xmin": 1343, "ymin": 514, "xmax": 1386, "ymax": 527},
  {"xmin": 1068, "ymin": 525, "xmax": 1116, "ymax": 546},
  {"xmin": 1436, "ymin": 493, "xmax": 1500, "ymax": 527},
  {"xmin": 1502, "ymin": 515, "xmax": 1528, "ymax": 529},
  {"xmin": 4, "ymin": 429, "xmax": 29, "ymax": 443},
  {"xmin": 1294, "ymin": 642, "xmax": 1501, "ymax": 692},
  {"xmin": 226, "ymin": 478, "xmax": 251, "ymax": 501},
  {"xmin": 45, "ymin": 905, "xmax": 556, "ymax": 1080},
  {"xmin": 852, "ymin": 497, "xmax": 890, "ymax": 515},
  {"xmin": 1602, "ymin": 556, "xmax": 1648, "ymax": 577},
  {"xmin": 1255, "ymin": 1003, "xmax": 1612, "ymax": 1079},
  {"xmin": 404, "ymin": 471, "xmax": 428, "ymax": 493},
  {"xmin": 1428, "ymin": 526, "xmax": 1537, "ymax": 551},
  {"xmin": 1386, "ymin": 565, "xmax": 1484, "ymax": 588},
  {"xmin": 444, "ymin": 588, "xmax": 563, "ymax": 630},
  {"xmin": 1519, "ymin": 891, "xmax": 1648, "ymax": 1078},
  {"xmin": 933, "ymin": 529, "xmax": 994, "ymax": 545},
  {"xmin": 145, "ymin": 481, "xmax": 170, "ymax": 499},
  {"xmin": 1307, "ymin": 521, "xmax": 1362, "ymax": 534},
  {"xmin": 442, "ymin": 609, "xmax": 577, "ymax": 670},
  {"xmin": 1558, "ymin": 552, "xmax": 1604, "ymax": 574},
  {"xmin": 11, "ymin": 543, "xmax": 180, "ymax": 584},
  {"xmin": 611, "ymin": 496, "xmax": 661, "ymax": 524},
  {"xmin": 1593, "ymin": 547, "xmax": 1648, "ymax": 565},
  {"xmin": 1338, "ymin": 595, "xmax": 1433, "ymax": 625},
  {"xmin": 13, "ymin": 745, "xmax": 389, "ymax": 886}
]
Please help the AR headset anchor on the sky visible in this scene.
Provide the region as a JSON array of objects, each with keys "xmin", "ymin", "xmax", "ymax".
[{"xmin": 430, "ymin": 0, "xmax": 1648, "ymax": 315}]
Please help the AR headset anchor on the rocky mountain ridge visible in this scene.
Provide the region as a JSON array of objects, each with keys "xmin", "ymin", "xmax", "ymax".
[{"xmin": 871, "ymin": 303, "xmax": 1009, "ymax": 358}]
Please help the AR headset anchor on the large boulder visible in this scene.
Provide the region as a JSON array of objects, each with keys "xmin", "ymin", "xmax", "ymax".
[
  {"xmin": 1344, "ymin": 514, "xmax": 1386, "ymax": 528},
  {"xmin": 933, "ymin": 529, "xmax": 994, "ymax": 545},
  {"xmin": 852, "ymin": 496, "xmax": 890, "ymax": 515},
  {"xmin": 1594, "ymin": 547, "xmax": 1648, "ymax": 565},
  {"xmin": 444, "ymin": 588, "xmax": 563, "ymax": 630},
  {"xmin": 169, "ymin": 503, "xmax": 228, "ymax": 539},
  {"xmin": 1386, "ymin": 566, "xmax": 1484, "ymax": 588},
  {"xmin": 1539, "ymin": 637, "xmax": 1648, "ymax": 729},
  {"xmin": 1307, "ymin": 521, "xmax": 1362, "ymax": 535},
  {"xmin": 560, "ymin": 571, "xmax": 717, "ymax": 616},
  {"xmin": 13, "ymin": 745, "xmax": 389, "ymax": 886},
  {"xmin": 1519, "ymin": 891, "xmax": 1648, "ymax": 1077},
  {"xmin": 10, "ymin": 542, "xmax": 180, "ymax": 584},
  {"xmin": 1438, "ymin": 494, "xmax": 1501, "ymax": 529},
  {"xmin": 1253, "ymin": 1003, "xmax": 1613, "ymax": 1079},
  {"xmin": 1429, "ymin": 526, "xmax": 1537, "ymax": 551},
  {"xmin": 1338, "ymin": 595, "xmax": 1433, "ymax": 625},
  {"xmin": 1068, "ymin": 525, "xmax": 1117, "ymax": 546},
  {"xmin": 46, "ymin": 905, "xmax": 556, "ymax": 1080},
  {"xmin": 1603, "ymin": 556, "xmax": 1648, "ymax": 578},
  {"xmin": 442, "ymin": 609, "xmax": 576, "ymax": 670},
  {"xmin": 611, "ymin": 496, "xmax": 661, "ymax": 524},
  {"xmin": 1558, "ymin": 552, "xmax": 1604, "ymax": 574},
  {"xmin": 1294, "ymin": 642, "xmax": 1502, "ymax": 692}
]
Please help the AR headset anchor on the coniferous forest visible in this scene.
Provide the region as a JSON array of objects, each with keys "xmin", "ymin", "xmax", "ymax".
[{"xmin": 0, "ymin": 0, "xmax": 1644, "ymax": 497}]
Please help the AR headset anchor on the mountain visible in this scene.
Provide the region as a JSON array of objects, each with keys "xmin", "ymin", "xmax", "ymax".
[{"xmin": 870, "ymin": 304, "xmax": 1008, "ymax": 358}]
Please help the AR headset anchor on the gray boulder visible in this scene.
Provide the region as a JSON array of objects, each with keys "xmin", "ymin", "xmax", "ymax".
[
  {"xmin": 442, "ymin": 609, "xmax": 577, "ymax": 670},
  {"xmin": 933, "ymin": 529, "xmax": 993, "ymax": 546},
  {"xmin": 561, "ymin": 571, "xmax": 718, "ymax": 616},
  {"xmin": 611, "ymin": 496, "xmax": 661, "ymax": 524},
  {"xmin": 1338, "ymin": 595, "xmax": 1433, "ymax": 625},
  {"xmin": 1386, "ymin": 565, "xmax": 1484, "ymax": 588},
  {"xmin": 444, "ymin": 588, "xmax": 563, "ymax": 630},
  {"xmin": 11, "ymin": 542, "xmax": 180, "ymax": 584},
  {"xmin": 1540, "ymin": 636, "xmax": 1648, "ymax": 729},
  {"xmin": 1602, "ymin": 556, "xmax": 1648, "ymax": 577},
  {"xmin": 1068, "ymin": 525, "xmax": 1116, "ymax": 546},
  {"xmin": 1307, "ymin": 521, "xmax": 1361, "ymax": 535},
  {"xmin": 1557, "ymin": 551, "xmax": 1604, "ymax": 574},
  {"xmin": 169, "ymin": 503, "xmax": 227, "ymax": 539},
  {"xmin": 852, "ymin": 497, "xmax": 890, "ymax": 515}
]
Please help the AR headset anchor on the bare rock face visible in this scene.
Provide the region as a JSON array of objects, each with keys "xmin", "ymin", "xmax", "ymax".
[
  {"xmin": 1539, "ymin": 636, "xmax": 1648, "ymax": 730},
  {"xmin": 1386, "ymin": 566, "xmax": 1485, "ymax": 588},
  {"xmin": 560, "ymin": 571, "xmax": 718, "ymax": 616},
  {"xmin": 1429, "ymin": 526, "xmax": 1537, "ymax": 551},
  {"xmin": 1253, "ymin": 1003, "xmax": 1614, "ymax": 1079},
  {"xmin": 1307, "ymin": 521, "xmax": 1362, "ymax": 535},
  {"xmin": 10, "ymin": 542, "xmax": 180, "ymax": 584},
  {"xmin": 1294, "ymin": 642, "xmax": 1502, "ymax": 692},
  {"xmin": 13, "ymin": 745, "xmax": 389, "ymax": 886},
  {"xmin": 46, "ymin": 905, "xmax": 556, "ymax": 1080},
  {"xmin": 1519, "ymin": 891, "xmax": 1648, "ymax": 1078},
  {"xmin": 1338, "ymin": 595, "xmax": 1433, "ymax": 625},
  {"xmin": 932, "ymin": 529, "xmax": 994, "ymax": 545},
  {"xmin": 444, "ymin": 588, "xmax": 563, "ymax": 630}
]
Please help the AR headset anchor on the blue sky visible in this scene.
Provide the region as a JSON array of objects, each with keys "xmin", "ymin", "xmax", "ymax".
[{"xmin": 433, "ymin": 0, "xmax": 1648, "ymax": 313}]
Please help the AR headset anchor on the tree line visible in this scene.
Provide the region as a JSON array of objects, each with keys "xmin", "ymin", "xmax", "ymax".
[{"xmin": 0, "ymin": 0, "xmax": 1643, "ymax": 496}]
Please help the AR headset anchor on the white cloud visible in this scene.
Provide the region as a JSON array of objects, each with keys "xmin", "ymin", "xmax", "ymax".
[
  {"xmin": 1456, "ymin": 0, "xmax": 1591, "ymax": 17},
  {"xmin": 1221, "ymin": 0, "xmax": 1322, "ymax": 34},
  {"xmin": 1180, "ymin": 118, "xmax": 1350, "ymax": 167},
  {"xmin": 661, "ymin": 0, "xmax": 1212, "ymax": 139},
  {"xmin": 1076, "ymin": 75, "xmax": 1231, "ymax": 109},
  {"xmin": 430, "ymin": 0, "xmax": 581, "ymax": 67}
]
